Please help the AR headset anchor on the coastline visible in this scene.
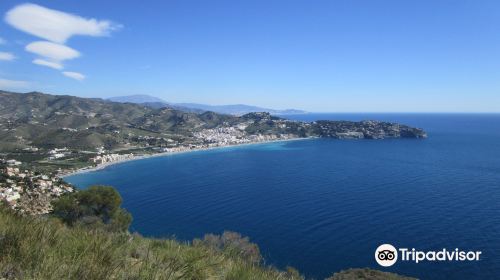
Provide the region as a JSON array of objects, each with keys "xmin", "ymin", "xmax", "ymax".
[{"xmin": 61, "ymin": 137, "xmax": 313, "ymax": 178}]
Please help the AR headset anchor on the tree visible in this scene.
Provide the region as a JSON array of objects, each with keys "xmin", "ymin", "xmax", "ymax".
[{"xmin": 52, "ymin": 185, "xmax": 132, "ymax": 231}]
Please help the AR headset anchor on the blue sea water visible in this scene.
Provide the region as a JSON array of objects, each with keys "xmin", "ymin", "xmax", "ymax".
[{"xmin": 66, "ymin": 114, "xmax": 500, "ymax": 280}]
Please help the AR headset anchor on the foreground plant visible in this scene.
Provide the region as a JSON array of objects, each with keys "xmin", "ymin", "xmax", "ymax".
[{"xmin": 0, "ymin": 186, "xmax": 416, "ymax": 280}]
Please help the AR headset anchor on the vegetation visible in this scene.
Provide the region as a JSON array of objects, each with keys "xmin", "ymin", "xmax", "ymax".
[
  {"xmin": 0, "ymin": 90, "xmax": 239, "ymax": 152},
  {"xmin": 51, "ymin": 186, "xmax": 132, "ymax": 232},
  {"xmin": 0, "ymin": 206, "xmax": 416, "ymax": 280},
  {"xmin": 326, "ymin": 268, "xmax": 417, "ymax": 280},
  {"xmin": 0, "ymin": 204, "xmax": 303, "ymax": 280},
  {"xmin": 0, "ymin": 175, "xmax": 422, "ymax": 279},
  {"xmin": 0, "ymin": 185, "xmax": 417, "ymax": 280}
]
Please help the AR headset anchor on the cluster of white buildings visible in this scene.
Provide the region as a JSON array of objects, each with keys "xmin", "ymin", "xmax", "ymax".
[
  {"xmin": 4, "ymin": 159, "xmax": 22, "ymax": 166},
  {"xmin": 48, "ymin": 147, "xmax": 69, "ymax": 160},
  {"xmin": 61, "ymin": 127, "xmax": 78, "ymax": 132},
  {"xmin": 194, "ymin": 126, "xmax": 297, "ymax": 147},
  {"xmin": 160, "ymin": 146, "xmax": 194, "ymax": 153},
  {"xmin": 194, "ymin": 127, "xmax": 250, "ymax": 145},
  {"xmin": 0, "ymin": 164, "xmax": 74, "ymax": 212},
  {"xmin": 0, "ymin": 163, "xmax": 27, "ymax": 203},
  {"xmin": 0, "ymin": 168, "xmax": 22, "ymax": 203},
  {"xmin": 89, "ymin": 153, "xmax": 135, "ymax": 165}
]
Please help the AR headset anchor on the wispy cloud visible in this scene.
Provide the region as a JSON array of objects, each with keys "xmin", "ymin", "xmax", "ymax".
[
  {"xmin": 5, "ymin": 3, "xmax": 121, "ymax": 44},
  {"xmin": 0, "ymin": 78, "xmax": 30, "ymax": 89},
  {"xmin": 5, "ymin": 3, "xmax": 121, "ymax": 80},
  {"xmin": 33, "ymin": 58, "xmax": 63, "ymax": 70},
  {"xmin": 62, "ymin": 71, "xmax": 85, "ymax": 81},
  {"xmin": 25, "ymin": 41, "xmax": 80, "ymax": 67},
  {"xmin": 0, "ymin": 52, "xmax": 15, "ymax": 61},
  {"xmin": 0, "ymin": 37, "xmax": 5, "ymax": 44}
]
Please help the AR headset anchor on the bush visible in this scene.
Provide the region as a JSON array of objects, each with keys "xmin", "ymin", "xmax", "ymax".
[
  {"xmin": 0, "ymin": 204, "xmax": 303, "ymax": 280},
  {"xmin": 194, "ymin": 231, "xmax": 262, "ymax": 264},
  {"xmin": 51, "ymin": 185, "xmax": 132, "ymax": 231},
  {"xmin": 326, "ymin": 268, "xmax": 417, "ymax": 280},
  {"xmin": 0, "ymin": 202, "xmax": 416, "ymax": 280}
]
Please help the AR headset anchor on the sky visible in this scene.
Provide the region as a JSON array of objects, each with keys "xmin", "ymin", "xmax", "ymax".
[{"xmin": 0, "ymin": 0, "xmax": 499, "ymax": 112}]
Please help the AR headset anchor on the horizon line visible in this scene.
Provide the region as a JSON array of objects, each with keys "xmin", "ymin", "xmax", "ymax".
[{"xmin": 2, "ymin": 89, "xmax": 500, "ymax": 114}]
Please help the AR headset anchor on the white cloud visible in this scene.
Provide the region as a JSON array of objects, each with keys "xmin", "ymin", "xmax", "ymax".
[
  {"xmin": 5, "ymin": 3, "xmax": 121, "ymax": 44},
  {"xmin": 0, "ymin": 78, "xmax": 30, "ymax": 89},
  {"xmin": 62, "ymin": 71, "xmax": 85, "ymax": 81},
  {"xmin": 0, "ymin": 52, "xmax": 15, "ymax": 61},
  {"xmin": 5, "ymin": 3, "xmax": 119, "ymax": 78},
  {"xmin": 25, "ymin": 41, "xmax": 80, "ymax": 62},
  {"xmin": 25, "ymin": 41, "xmax": 79, "ymax": 70},
  {"xmin": 33, "ymin": 59, "xmax": 63, "ymax": 70}
]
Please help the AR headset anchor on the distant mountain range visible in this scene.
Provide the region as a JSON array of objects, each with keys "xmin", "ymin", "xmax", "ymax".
[{"xmin": 107, "ymin": 95, "xmax": 308, "ymax": 116}]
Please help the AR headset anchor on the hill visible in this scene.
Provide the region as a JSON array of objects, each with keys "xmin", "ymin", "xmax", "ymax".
[
  {"xmin": 0, "ymin": 90, "xmax": 426, "ymax": 174},
  {"xmin": 0, "ymin": 90, "xmax": 237, "ymax": 151},
  {"xmin": 175, "ymin": 102, "xmax": 308, "ymax": 115},
  {"xmin": 107, "ymin": 94, "xmax": 308, "ymax": 115},
  {"xmin": 107, "ymin": 95, "xmax": 205, "ymax": 113},
  {"xmin": 0, "ymin": 91, "xmax": 426, "ymax": 151},
  {"xmin": 107, "ymin": 94, "xmax": 167, "ymax": 103},
  {"xmin": 0, "ymin": 200, "xmax": 416, "ymax": 280}
]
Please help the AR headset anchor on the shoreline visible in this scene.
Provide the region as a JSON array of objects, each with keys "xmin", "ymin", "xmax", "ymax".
[{"xmin": 61, "ymin": 137, "xmax": 313, "ymax": 178}]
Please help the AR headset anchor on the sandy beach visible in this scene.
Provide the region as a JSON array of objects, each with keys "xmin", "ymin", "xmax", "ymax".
[{"xmin": 61, "ymin": 137, "xmax": 313, "ymax": 178}]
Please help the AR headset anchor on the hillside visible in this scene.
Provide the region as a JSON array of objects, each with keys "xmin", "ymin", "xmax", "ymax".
[
  {"xmin": 174, "ymin": 102, "xmax": 308, "ymax": 116},
  {"xmin": 0, "ymin": 91, "xmax": 426, "ymax": 151},
  {"xmin": 107, "ymin": 94, "xmax": 308, "ymax": 115},
  {"xmin": 108, "ymin": 94, "xmax": 167, "ymax": 103},
  {"xmin": 0, "ymin": 90, "xmax": 237, "ymax": 151},
  {"xmin": 108, "ymin": 95, "xmax": 205, "ymax": 113},
  {"xmin": 0, "ymin": 91, "xmax": 426, "ymax": 175},
  {"xmin": 0, "ymin": 201, "xmax": 416, "ymax": 280}
]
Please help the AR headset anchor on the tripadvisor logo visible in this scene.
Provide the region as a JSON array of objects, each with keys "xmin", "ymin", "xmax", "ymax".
[
  {"xmin": 375, "ymin": 244, "xmax": 398, "ymax": 267},
  {"xmin": 375, "ymin": 244, "xmax": 482, "ymax": 267}
]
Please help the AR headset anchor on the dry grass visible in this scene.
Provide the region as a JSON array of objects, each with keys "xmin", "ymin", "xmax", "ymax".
[{"xmin": 0, "ymin": 205, "xmax": 303, "ymax": 280}]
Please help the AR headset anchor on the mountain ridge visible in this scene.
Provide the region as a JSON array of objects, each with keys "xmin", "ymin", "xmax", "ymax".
[
  {"xmin": 0, "ymin": 90, "xmax": 426, "ymax": 151},
  {"xmin": 106, "ymin": 94, "xmax": 308, "ymax": 115}
]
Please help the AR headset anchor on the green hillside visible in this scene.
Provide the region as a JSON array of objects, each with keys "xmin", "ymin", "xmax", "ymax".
[
  {"xmin": 0, "ymin": 192, "xmax": 416, "ymax": 280},
  {"xmin": 0, "ymin": 90, "xmax": 237, "ymax": 151}
]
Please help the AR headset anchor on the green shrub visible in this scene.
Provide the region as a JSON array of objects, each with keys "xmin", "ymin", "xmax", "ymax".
[
  {"xmin": 194, "ymin": 231, "xmax": 262, "ymax": 264},
  {"xmin": 0, "ymin": 187, "xmax": 417, "ymax": 280},
  {"xmin": 51, "ymin": 185, "xmax": 132, "ymax": 231},
  {"xmin": 0, "ymin": 204, "xmax": 305, "ymax": 279},
  {"xmin": 326, "ymin": 268, "xmax": 417, "ymax": 280}
]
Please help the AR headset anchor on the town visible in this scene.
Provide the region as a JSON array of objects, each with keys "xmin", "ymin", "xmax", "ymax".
[{"xmin": 0, "ymin": 158, "xmax": 74, "ymax": 215}]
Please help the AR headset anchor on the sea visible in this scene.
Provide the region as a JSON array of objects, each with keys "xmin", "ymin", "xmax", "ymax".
[{"xmin": 66, "ymin": 113, "xmax": 500, "ymax": 280}]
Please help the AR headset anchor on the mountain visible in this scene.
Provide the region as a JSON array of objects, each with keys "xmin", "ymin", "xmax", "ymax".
[
  {"xmin": 106, "ymin": 95, "xmax": 308, "ymax": 115},
  {"xmin": 0, "ymin": 90, "xmax": 237, "ymax": 152},
  {"xmin": 0, "ymin": 90, "xmax": 426, "ymax": 154},
  {"xmin": 139, "ymin": 102, "xmax": 205, "ymax": 113},
  {"xmin": 175, "ymin": 102, "xmax": 307, "ymax": 116},
  {"xmin": 107, "ymin": 94, "xmax": 166, "ymax": 104}
]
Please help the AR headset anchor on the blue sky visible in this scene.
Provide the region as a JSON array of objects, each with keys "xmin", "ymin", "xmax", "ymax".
[{"xmin": 0, "ymin": 0, "xmax": 499, "ymax": 112}]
